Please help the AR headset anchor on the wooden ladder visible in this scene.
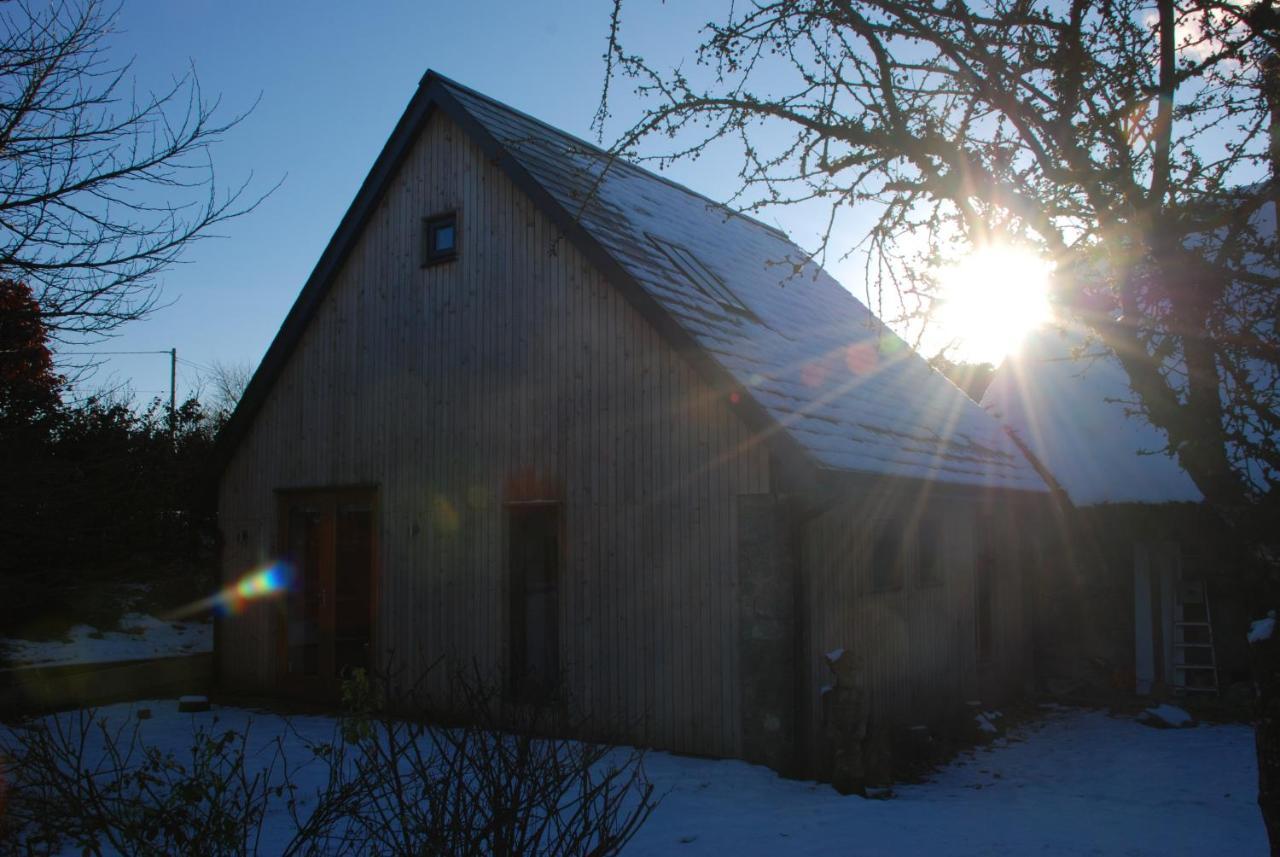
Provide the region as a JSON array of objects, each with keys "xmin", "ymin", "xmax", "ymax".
[{"xmin": 1173, "ymin": 579, "xmax": 1219, "ymax": 695}]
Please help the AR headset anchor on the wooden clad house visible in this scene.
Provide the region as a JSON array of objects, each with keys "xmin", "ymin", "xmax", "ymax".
[{"xmin": 213, "ymin": 72, "xmax": 1052, "ymax": 776}]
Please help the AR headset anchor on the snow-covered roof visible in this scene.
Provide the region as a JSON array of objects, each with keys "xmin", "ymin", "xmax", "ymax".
[
  {"xmin": 440, "ymin": 77, "xmax": 1046, "ymax": 492},
  {"xmin": 981, "ymin": 328, "xmax": 1202, "ymax": 506},
  {"xmin": 982, "ymin": 191, "xmax": 1277, "ymax": 506}
]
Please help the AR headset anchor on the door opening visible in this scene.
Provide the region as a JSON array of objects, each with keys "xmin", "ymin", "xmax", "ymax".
[{"xmin": 278, "ymin": 489, "xmax": 376, "ymax": 696}]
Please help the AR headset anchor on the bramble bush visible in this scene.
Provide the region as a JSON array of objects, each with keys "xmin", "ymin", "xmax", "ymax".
[
  {"xmin": 0, "ymin": 709, "xmax": 287, "ymax": 856},
  {"xmin": 305, "ymin": 667, "xmax": 658, "ymax": 856},
  {"xmin": 1, "ymin": 670, "xmax": 657, "ymax": 856}
]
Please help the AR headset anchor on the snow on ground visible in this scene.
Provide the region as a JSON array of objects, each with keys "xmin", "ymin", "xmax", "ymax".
[
  {"xmin": 7, "ymin": 702, "xmax": 1264, "ymax": 855},
  {"xmin": 628, "ymin": 707, "xmax": 1263, "ymax": 856},
  {"xmin": 973, "ymin": 709, "xmax": 1003, "ymax": 735},
  {"xmin": 0, "ymin": 613, "xmax": 211, "ymax": 668},
  {"xmin": 1142, "ymin": 703, "xmax": 1195, "ymax": 729}
]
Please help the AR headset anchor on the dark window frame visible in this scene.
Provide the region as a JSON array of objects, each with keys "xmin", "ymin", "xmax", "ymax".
[
  {"xmin": 868, "ymin": 520, "xmax": 906, "ymax": 593},
  {"xmin": 975, "ymin": 515, "xmax": 996, "ymax": 662},
  {"xmin": 422, "ymin": 209, "xmax": 460, "ymax": 266},
  {"xmin": 915, "ymin": 516, "xmax": 945, "ymax": 588}
]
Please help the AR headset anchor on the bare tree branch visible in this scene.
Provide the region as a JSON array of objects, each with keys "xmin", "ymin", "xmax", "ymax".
[
  {"xmin": 0, "ymin": 0, "xmax": 272, "ymax": 343},
  {"xmin": 599, "ymin": 0, "xmax": 1279, "ymax": 507}
]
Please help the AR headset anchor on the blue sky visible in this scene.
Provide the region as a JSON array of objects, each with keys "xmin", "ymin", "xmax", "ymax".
[{"xmin": 71, "ymin": 1, "xmax": 868, "ymax": 401}]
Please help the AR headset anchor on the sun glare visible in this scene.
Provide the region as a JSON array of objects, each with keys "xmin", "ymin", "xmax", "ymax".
[{"xmin": 933, "ymin": 245, "xmax": 1053, "ymax": 365}]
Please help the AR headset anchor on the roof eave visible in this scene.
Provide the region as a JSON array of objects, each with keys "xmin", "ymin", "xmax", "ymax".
[{"xmin": 813, "ymin": 464, "xmax": 1053, "ymax": 504}]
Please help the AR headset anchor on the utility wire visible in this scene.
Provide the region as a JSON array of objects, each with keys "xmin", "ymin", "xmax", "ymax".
[
  {"xmin": 177, "ymin": 357, "xmax": 218, "ymax": 374},
  {"xmin": 59, "ymin": 350, "xmax": 176, "ymax": 356}
]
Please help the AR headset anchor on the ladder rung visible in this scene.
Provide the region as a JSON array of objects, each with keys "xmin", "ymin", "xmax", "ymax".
[{"xmin": 1174, "ymin": 581, "xmax": 1216, "ymax": 693}]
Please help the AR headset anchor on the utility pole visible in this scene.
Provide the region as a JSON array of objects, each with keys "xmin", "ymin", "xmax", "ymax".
[{"xmin": 169, "ymin": 347, "xmax": 177, "ymax": 448}]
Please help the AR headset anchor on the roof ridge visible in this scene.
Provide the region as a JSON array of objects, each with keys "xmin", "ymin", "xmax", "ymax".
[{"xmin": 421, "ymin": 70, "xmax": 790, "ymax": 241}]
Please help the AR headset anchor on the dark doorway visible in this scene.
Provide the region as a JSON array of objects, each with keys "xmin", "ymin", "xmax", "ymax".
[
  {"xmin": 278, "ymin": 488, "xmax": 376, "ymax": 697},
  {"xmin": 508, "ymin": 503, "xmax": 560, "ymax": 703}
]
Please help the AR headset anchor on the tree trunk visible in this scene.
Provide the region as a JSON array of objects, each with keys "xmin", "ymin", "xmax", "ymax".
[
  {"xmin": 1253, "ymin": 51, "xmax": 1280, "ymax": 856},
  {"xmin": 1254, "ymin": 619, "xmax": 1280, "ymax": 853}
]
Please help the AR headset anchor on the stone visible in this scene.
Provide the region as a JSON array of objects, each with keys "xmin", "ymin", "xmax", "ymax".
[{"xmin": 177, "ymin": 695, "xmax": 210, "ymax": 713}]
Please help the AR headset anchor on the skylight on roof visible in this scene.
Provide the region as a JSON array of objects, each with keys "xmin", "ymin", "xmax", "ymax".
[{"xmin": 647, "ymin": 235, "xmax": 754, "ymax": 318}]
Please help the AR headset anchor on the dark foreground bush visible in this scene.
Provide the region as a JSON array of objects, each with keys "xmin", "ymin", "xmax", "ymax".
[
  {"xmin": 305, "ymin": 668, "xmax": 657, "ymax": 856},
  {"xmin": 0, "ymin": 673, "xmax": 656, "ymax": 856},
  {"xmin": 0, "ymin": 709, "xmax": 292, "ymax": 856}
]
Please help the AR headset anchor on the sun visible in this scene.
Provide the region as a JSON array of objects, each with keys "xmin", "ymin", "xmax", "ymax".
[{"xmin": 932, "ymin": 245, "xmax": 1053, "ymax": 366}]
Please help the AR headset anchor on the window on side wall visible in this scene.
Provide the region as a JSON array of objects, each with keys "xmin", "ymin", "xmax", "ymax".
[
  {"xmin": 916, "ymin": 517, "xmax": 944, "ymax": 587},
  {"xmin": 508, "ymin": 503, "xmax": 560, "ymax": 703},
  {"xmin": 423, "ymin": 210, "xmax": 459, "ymax": 266},
  {"xmin": 869, "ymin": 523, "xmax": 905, "ymax": 592},
  {"xmin": 975, "ymin": 516, "xmax": 995, "ymax": 661}
]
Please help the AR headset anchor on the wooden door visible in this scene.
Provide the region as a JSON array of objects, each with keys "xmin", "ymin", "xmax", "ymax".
[{"xmin": 278, "ymin": 489, "xmax": 376, "ymax": 698}]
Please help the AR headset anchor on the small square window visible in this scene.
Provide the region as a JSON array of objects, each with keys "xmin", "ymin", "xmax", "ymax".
[{"xmin": 423, "ymin": 211, "xmax": 459, "ymax": 266}]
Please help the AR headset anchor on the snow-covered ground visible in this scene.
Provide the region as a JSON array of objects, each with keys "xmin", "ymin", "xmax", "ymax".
[
  {"xmin": 0, "ymin": 613, "xmax": 211, "ymax": 668},
  {"xmin": 8, "ymin": 701, "xmax": 1265, "ymax": 855},
  {"xmin": 629, "ymin": 706, "xmax": 1263, "ymax": 855}
]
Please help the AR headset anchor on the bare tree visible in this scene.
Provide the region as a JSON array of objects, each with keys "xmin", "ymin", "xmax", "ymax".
[
  {"xmin": 0, "ymin": 0, "xmax": 267, "ymax": 343},
  {"xmin": 600, "ymin": 0, "xmax": 1278, "ymax": 511},
  {"xmin": 205, "ymin": 358, "xmax": 252, "ymax": 424},
  {"xmin": 600, "ymin": 0, "xmax": 1280, "ymax": 841}
]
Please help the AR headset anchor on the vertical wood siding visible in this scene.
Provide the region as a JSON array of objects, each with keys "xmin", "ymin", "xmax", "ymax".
[
  {"xmin": 800, "ymin": 481, "xmax": 1036, "ymax": 754},
  {"xmin": 217, "ymin": 112, "xmax": 770, "ymax": 757}
]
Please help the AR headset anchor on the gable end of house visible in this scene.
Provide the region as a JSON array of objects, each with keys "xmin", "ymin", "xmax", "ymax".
[{"xmin": 211, "ymin": 72, "xmax": 814, "ymax": 485}]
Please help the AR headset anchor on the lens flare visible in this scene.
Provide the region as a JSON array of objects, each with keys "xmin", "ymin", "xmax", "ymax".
[
  {"xmin": 221, "ymin": 563, "xmax": 290, "ymax": 614},
  {"xmin": 234, "ymin": 566, "xmax": 285, "ymax": 601},
  {"xmin": 166, "ymin": 562, "xmax": 292, "ymax": 620},
  {"xmin": 431, "ymin": 495, "xmax": 460, "ymax": 535}
]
